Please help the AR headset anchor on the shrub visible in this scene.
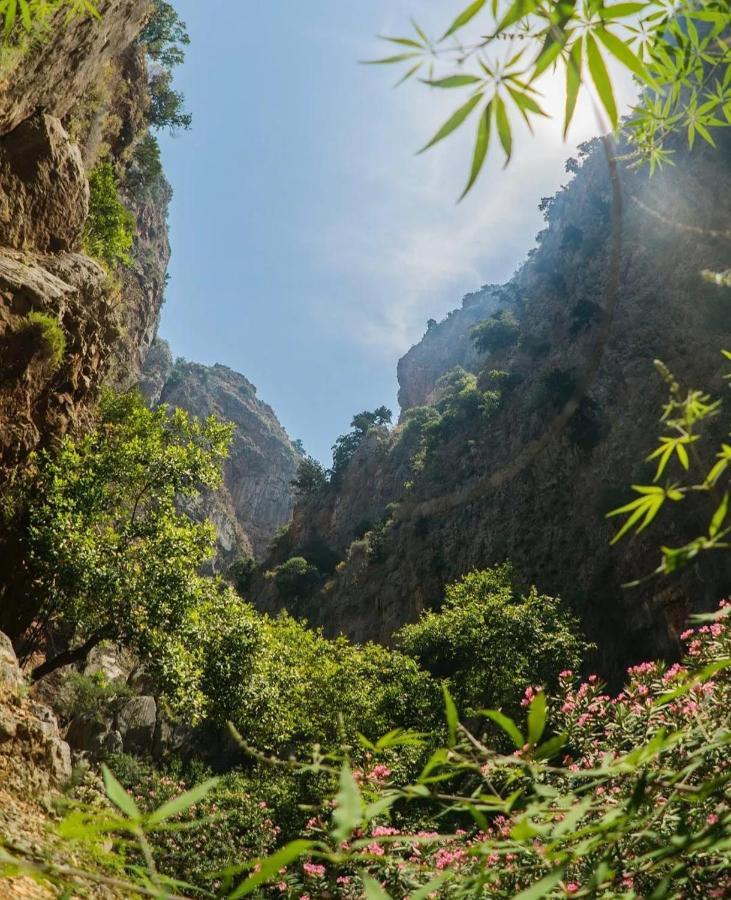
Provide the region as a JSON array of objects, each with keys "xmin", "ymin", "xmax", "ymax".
[
  {"xmin": 569, "ymin": 298, "xmax": 602, "ymax": 337},
  {"xmin": 291, "ymin": 455, "xmax": 328, "ymax": 497},
  {"xmin": 396, "ymin": 565, "xmax": 588, "ymax": 716},
  {"xmin": 13, "ymin": 390, "xmax": 232, "ymax": 680},
  {"xmin": 148, "ymin": 69, "xmax": 192, "ymax": 133},
  {"xmin": 20, "ymin": 311, "xmax": 65, "ymax": 372},
  {"xmin": 126, "ymin": 133, "xmax": 163, "ymax": 193},
  {"xmin": 226, "ymin": 555, "xmax": 256, "ymax": 596},
  {"xmin": 470, "ymin": 309, "xmax": 520, "ymax": 354},
  {"xmin": 83, "ymin": 161, "xmax": 135, "ymax": 269},
  {"xmin": 274, "ymin": 556, "xmax": 320, "ymax": 599},
  {"xmin": 54, "ymin": 671, "xmax": 133, "ymax": 727},
  {"xmin": 140, "ymin": 0, "xmax": 190, "ymax": 70}
]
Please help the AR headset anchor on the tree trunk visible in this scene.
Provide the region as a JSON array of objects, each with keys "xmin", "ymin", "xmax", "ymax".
[{"xmin": 31, "ymin": 627, "xmax": 111, "ymax": 681}]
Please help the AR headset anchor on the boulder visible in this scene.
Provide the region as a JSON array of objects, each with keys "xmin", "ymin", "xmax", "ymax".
[
  {"xmin": 0, "ymin": 631, "xmax": 23, "ymax": 691},
  {"xmin": 0, "ymin": 113, "xmax": 88, "ymax": 253},
  {"xmin": 117, "ymin": 696, "xmax": 157, "ymax": 754},
  {"xmin": 46, "ymin": 736, "xmax": 72, "ymax": 784}
]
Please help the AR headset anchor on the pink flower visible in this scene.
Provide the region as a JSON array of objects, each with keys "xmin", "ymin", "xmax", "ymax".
[
  {"xmin": 302, "ymin": 862, "xmax": 325, "ymax": 878},
  {"xmin": 371, "ymin": 764, "xmax": 392, "ymax": 781},
  {"xmin": 367, "ymin": 842, "xmax": 385, "ymax": 857},
  {"xmin": 565, "ymin": 883, "xmax": 580, "ymax": 894},
  {"xmin": 680, "ymin": 628, "xmax": 694, "ymax": 640},
  {"xmin": 336, "ymin": 876, "xmax": 351, "ymax": 885},
  {"xmin": 707, "ymin": 813, "xmax": 719, "ymax": 825}
]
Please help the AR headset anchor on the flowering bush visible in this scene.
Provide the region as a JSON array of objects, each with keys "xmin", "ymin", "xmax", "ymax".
[{"xmin": 257, "ymin": 603, "xmax": 730, "ymax": 899}]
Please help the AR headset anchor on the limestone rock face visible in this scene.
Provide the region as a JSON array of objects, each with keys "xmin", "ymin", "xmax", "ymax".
[
  {"xmin": 397, "ymin": 285, "xmax": 502, "ymax": 412},
  {"xmin": 0, "ymin": 630, "xmax": 72, "ymax": 787},
  {"xmin": 117, "ymin": 696, "xmax": 157, "ymax": 754},
  {"xmin": 0, "ymin": 113, "xmax": 88, "ymax": 253},
  {"xmin": 0, "ymin": 0, "xmax": 149, "ymax": 136},
  {"xmin": 255, "ymin": 133, "xmax": 731, "ymax": 680},
  {"xmin": 140, "ymin": 342, "xmax": 301, "ymax": 562}
]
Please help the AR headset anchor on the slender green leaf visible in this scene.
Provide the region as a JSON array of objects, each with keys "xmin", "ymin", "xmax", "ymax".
[
  {"xmin": 422, "ymin": 74, "xmax": 483, "ymax": 88},
  {"xmin": 480, "ymin": 709, "xmax": 524, "ymax": 748},
  {"xmin": 513, "ymin": 869, "xmax": 565, "ymax": 899},
  {"xmin": 332, "ymin": 762, "xmax": 362, "ymax": 842},
  {"xmin": 527, "ymin": 690, "xmax": 547, "ymax": 745},
  {"xmin": 418, "ymin": 92, "xmax": 484, "ymax": 153},
  {"xmin": 227, "ymin": 841, "xmax": 314, "ymax": 898},
  {"xmin": 596, "ymin": 26, "xmax": 652, "ymax": 84},
  {"xmin": 459, "ymin": 102, "xmax": 492, "ymax": 200},
  {"xmin": 586, "ymin": 33, "xmax": 618, "ymax": 127},
  {"xmin": 495, "ymin": 95, "xmax": 512, "ymax": 163},
  {"xmin": 709, "ymin": 493, "xmax": 729, "ymax": 538},
  {"xmin": 147, "ymin": 778, "xmax": 218, "ymax": 827},
  {"xmin": 564, "ymin": 38, "xmax": 583, "ymax": 138},
  {"xmin": 101, "ymin": 765, "xmax": 141, "ymax": 821},
  {"xmin": 443, "ymin": 683, "xmax": 458, "ymax": 747},
  {"xmin": 363, "ymin": 874, "xmax": 393, "ymax": 899},
  {"xmin": 441, "ymin": 0, "xmax": 487, "ymax": 40}
]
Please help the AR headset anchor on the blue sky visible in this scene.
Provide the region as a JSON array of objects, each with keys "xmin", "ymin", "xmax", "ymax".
[{"xmin": 158, "ymin": 1, "xmax": 635, "ymax": 463}]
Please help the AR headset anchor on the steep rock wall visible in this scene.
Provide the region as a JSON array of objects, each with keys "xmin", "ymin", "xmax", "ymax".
[
  {"xmin": 254, "ymin": 134, "xmax": 731, "ymax": 679},
  {"xmin": 140, "ymin": 341, "xmax": 301, "ymax": 562}
]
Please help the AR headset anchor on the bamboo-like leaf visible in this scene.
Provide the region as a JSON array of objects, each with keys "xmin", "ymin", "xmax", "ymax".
[
  {"xmin": 441, "ymin": 0, "xmax": 487, "ymax": 41},
  {"xmin": 495, "ymin": 95, "xmax": 512, "ymax": 163},
  {"xmin": 394, "ymin": 62, "xmax": 423, "ymax": 87},
  {"xmin": 443, "ymin": 683, "xmax": 458, "ymax": 747},
  {"xmin": 363, "ymin": 875, "xmax": 393, "ymax": 899},
  {"xmin": 564, "ymin": 38, "xmax": 583, "ymax": 138},
  {"xmin": 362, "ymin": 52, "xmax": 421, "ymax": 65},
  {"xmin": 422, "ymin": 74, "xmax": 483, "ymax": 88},
  {"xmin": 599, "ymin": 2, "xmax": 647, "ymax": 19},
  {"xmin": 417, "ymin": 92, "xmax": 484, "ymax": 153},
  {"xmin": 331, "ymin": 762, "xmax": 362, "ymax": 842},
  {"xmin": 228, "ymin": 841, "xmax": 314, "ymax": 898},
  {"xmin": 513, "ymin": 869, "xmax": 565, "ymax": 899},
  {"xmin": 709, "ymin": 493, "xmax": 729, "ymax": 538},
  {"xmin": 480, "ymin": 709, "xmax": 524, "ymax": 748},
  {"xmin": 147, "ymin": 778, "xmax": 218, "ymax": 827},
  {"xmin": 379, "ymin": 35, "xmax": 423, "ymax": 49},
  {"xmin": 497, "ymin": 0, "xmax": 539, "ymax": 34},
  {"xmin": 102, "ymin": 765, "xmax": 141, "ymax": 821},
  {"xmin": 596, "ymin": 26, "xmax": 652, "ymax": 84},
  {"xmin": 586, "ymin": 32, "xmax": 618, "ymax": 127},
  {"xmin": 459, "ymin": 102, "xmax": 492, "ymax": 200},
  {"xmin": 527, "ymin": 690, "xmax": 547, "ymax": 746}
]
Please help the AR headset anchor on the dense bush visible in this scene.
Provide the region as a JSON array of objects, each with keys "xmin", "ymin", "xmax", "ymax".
[
  {"xmin": 396, "ymin": 565, "xmax": 588, "ymax": 716},
  {"xmin": 15, "ymin": 390, "xmax": 232, "ymax": 679},
  {"xmin": 265, "ymin": 605, "xmax": 731, "ymax": 899},
  {"xmin": 82, "ymin": 161, "xmax": 135, "ymax": 269},
  {"xmin": 19, "ymin": 311, "xmax": 66, "ymax": 372},
  {"xmin": 274, "ymin": 556, "xmax": 320, "ymax": 599},
  {"xmin": 126, "ymin": 132, "xmax": 164, "ymax": 195},
  {"xmin": 225, "ymin": 555, "xmax": 256, "ymax": 596},
  {"xmin": 470, "ymin": 309, "xmax": 520, "ymax": 355}
]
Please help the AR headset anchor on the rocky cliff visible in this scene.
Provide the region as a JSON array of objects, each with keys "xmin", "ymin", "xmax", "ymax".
[
  {"xmin": 254, "ymin": 133, "xmax": 731, "ymax": 679},
  {"xmin": 140, "ymin": 339, "xmax": 301, "ymax": 562}
]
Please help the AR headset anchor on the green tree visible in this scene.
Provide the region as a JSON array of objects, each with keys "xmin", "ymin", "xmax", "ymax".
[
  {"xmin": 470, "ymin": 309, "xmax": 520, "ymax": 354},
  {"xmin": 291, "ymin": 455, "xmax": 328, "ymax": 497},
  {"xmin": 396, "ymin": 565, "xmax": 587, "ymax": 715},
  {"xmin": 331, "ymin": 406, "xmax": 393, "ymax": 480},
  {"xmin": 140, "ymin": 0, "xmax": 190, "ymax": 70},
  {"xmin": 148, "ymin": 69, "xmax": 192, "ymax": 133},
  {"xmin": 274, "ymin": 556, "xmax": 320, "ymax": 600},
  {"xmin": 82, "ymin": 161, "xmax": 135, "ymax": 269},
  {"xmin": 19, "ymin": 390, "xmax": 232, "ymax": 680}
]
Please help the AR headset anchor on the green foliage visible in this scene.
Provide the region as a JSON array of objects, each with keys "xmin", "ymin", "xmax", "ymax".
[
  {"xmin": 331, "ymin": 406, "xmax": 392, "ymax": 481},
  {"xmin": 19, "ymin": 311, "xmax": 66, "ymax": 372},
  {"xmin": 0, "ymin": 0, "xmax": 98, "ymax": 42},
  {"xmin": 367, "ymin": 0, "xmax": 731, "ymax": 195},
  {"xmin": 126, "ymin": 133, "xmax": 164, "ymax": 194},
  {"xmin": 21, "ymin": 389, "xmax": 232, "ymax": 680},
  {"xmin": 148, "ymin": 68, "xmax": 192, "ymax": 133},
  {"xmin": 226, "ymin": 555, "xmax": 256, "ymax": 596},
  {"xmin": 54, "ymin": 671, "xmax": 133, "ymax": 726},
  {"xmin": 291, "ymin": 454, "xmax": 328, "ymax": 497},
  {"xmin": 569, "ymin": 298, "xmax": 602, "ymax": 338},
  {"xmin": 608, "ymin": 356, "xmax": 731, "ymax": 577},
  {"xmin": 274, "ymin": 556, "xmax": 320, "ymax": 600},
  {"xmin": 470, "ymin": 309, "xmax": 520, "ymax": 355},
  {"xmin": 396, "ymin": 565, "xmax": 587, "ymax": 716},
  {"xmin": 140, "ymin": 0, "xmax": 189, "ymax": 70},
  {"xmin": 83, "ymin": 161, "xmax": 135, "ymax": 269}
]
